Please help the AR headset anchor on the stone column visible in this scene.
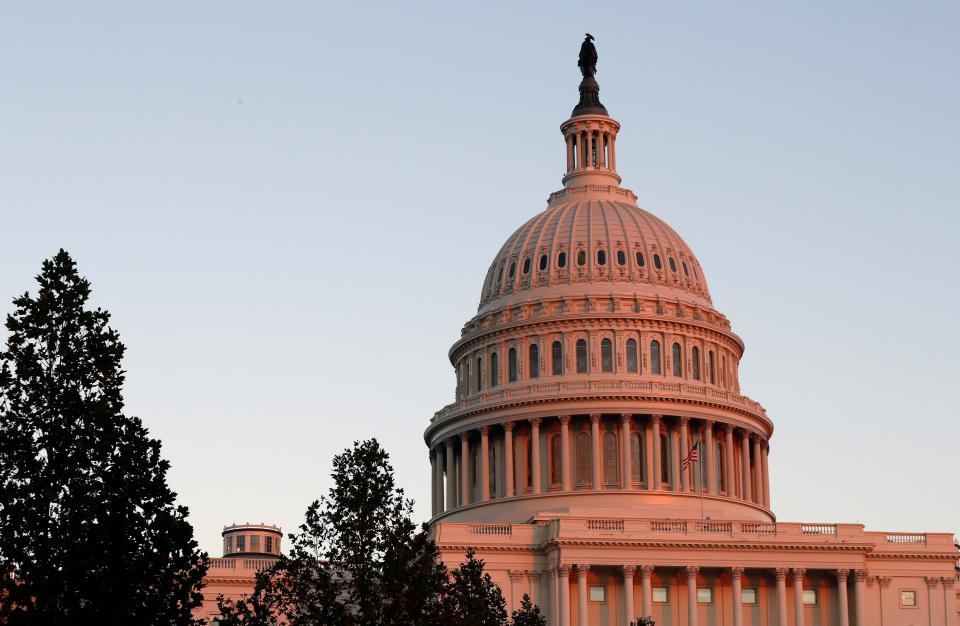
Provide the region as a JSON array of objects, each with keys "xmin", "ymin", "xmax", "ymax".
[
  {"xmin": 650, "ymin": 415, "xmax": 661, "ymax": 490},
  {"xmin": 622, "ymin": 566, "xmax": 636, "ymax": 626},
  {"xmin": 640, "ymin": 565, "xmax": 654, "ymax": 620},
  {"xmin": 609, "ymin": 132, "xmax": 617, "ymax": 171},
  {"xmin": 620, "ymin": 414, "xmax": 632, "ymax": 489},
  {"xmin": 775, "ymin": 568, "xmax": 789, "ymax": 626},
  {"xmin": 566, "ymin": 134, "xmax": 574, "ymax": 172},
  {"xmin": 671, "ymin": 423, "xmax": 681, "ymax": 491},
  {"xmin": 835, "ymin": 569, "xmax": 850, "ymax": 626},
  {"xmin": 740, "ymin": 431, "xmax": 752, "ymax": 502},
  {"xmin": 591, "ymin": 414, "xmax": 602, "ymax": 489},
  {"xmin": 560, "ymin": 415, "xmax": 572, "ymax": 491},
  {"xmin": 679, "ymin": 416, "xmax": 690, "ymax": 491},
  {"xmin": 445, "ymin": 439, "xmax": 456, "ymax": 510},
  {"xmin": 762, "ymin": 440, "xmax": 771, "ymax": 507},
  {"xmin": 504, "ymin": 422, "xmax": 515, "ymax": 498},
  {"xmin": 558, "ymin": 564, "xmax": 571, "ymax": 626},
  {"xmin": 752, "ymin": 434, "xmax": 762, "ymax": 503},
  {"xmin": 724, "ymin": 426, "xmax": 735, "ymax": 496},
  {"xmin": 430, "ymin": 449, "xmax": 437, "ymax": 516},
  {"xmin": 792, "ymin": 568, "xmax": 805, "ymax": 626},
  {"xmin": 704, "ymin": 420, "xmax": 715, "ymax": 494},
  {"xmin": 508, "ymin": 570, "xmax": 523, "ymax": 612},
  {"xmin": 531, "ymin": 417, "xmax": 542, "ymax": 494},
  {"xmin": 460, "ymin": 434, "xmax": 470, "ymax": 506},
  {"xmin": 586, "ymin": 130, "xmax": 594, "ymax": 168},
  {"xmin": 480, "ymin": 426, "xmax": 490, "ymax": 502},
  {"xmin": 942, "ymin": 577, "xmax": 957, "ymax": 626},
  {"xmin": 547, "ymin": 566, "xmax": 558, "ymax": 624},
  {"xmin": 526, "ymin": 570, "xmax": 541, "ymax": 607},
  {"xmin": 685, "ymin": 566, "xmax": 700, "ymax": 626},
  {"xmin": 731, "ymin": 567, "xmax": 744, "ymax": 626},
  {"xmin": 577, "ymin": 565, "xmax": 589, "ymax": 626},
  {"xmin": 853, "ymin": 570, "xmax": 867, "ymax": 626}
]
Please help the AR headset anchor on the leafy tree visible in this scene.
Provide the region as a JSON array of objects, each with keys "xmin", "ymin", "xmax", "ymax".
[
  {"xmin": 435, "ymin": 548, "xmax": 508, "ymax": 626},
  {"xmin": 630, "ymin": 617, "xmax": 655, "ymax": 626},
  {"xmin": 508, "ymin": 593, "xmax": 546, "ymax": 626},
  {"xmin": 0, "ymin": 250, "xmax": 207, "ymax": 625}
]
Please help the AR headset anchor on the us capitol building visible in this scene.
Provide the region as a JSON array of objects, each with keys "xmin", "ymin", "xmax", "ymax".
[{"xmin": 421, "ymin": 36, "xmax": 960, "ymax": 626}]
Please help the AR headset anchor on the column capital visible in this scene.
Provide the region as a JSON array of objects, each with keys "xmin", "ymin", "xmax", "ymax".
[
  {"xmin": 854, "ymin": 569, "xmax": 869, "ymax": 582},
  {"xmin": 558, "ymin": 563, "xmax": 572, "ymax": 575},
  {"xmin": 685, "ymin": 566, "xmax": 699, "ymax": 578},
  {"xmin": 939, "ymin": 576, "xmax": 955, "ymax": 588},
  {"xmin": 924, "ymin": 576, "xmax": 940, "ymax": 588},
  {"xmin": 590, "ymin": 413, "xmax": 601, "ymax": 424},
  {"xmin": 525, "ymin": 569, "xmax": 542, "ymax": 582},
  {"xmin": 704, "ymin": 418, "xmax": 715, "ymax": 427},
  {"xmin": 750, "ymin": 432, "xmax": 760, "ymax": 442},
  {"xmin": 445, "ymin": 437, "xmax": 455, "ymax": 448},
  {"xmin": 792, "ymin": 567, "xmax": 806, "ymax": 579},
  {"xmin": 480, "ymin": 425, "xmax": 490, "ymax": 435},
  {"xmin": 559, "ymin": 415, "xmax": 571, "ymax": 425},
  {"xmin": 876, "ymin": 576, "xmax": 892, "ymax": 588},
  {"xmin": 640, "ymin": 565, "xmax": 655, "ymax": 577},
  {"xmin": 530, "ymin": 416, "xmax": 542, "ymax": 427},
  {"xmin": 620, "ymin": 413, "xmax": 633, "ymax": 423},
  {"xmin": 508, "ymin": 569, "xmax": 524, "ymax": 582},
  {"xmin": 576, "ymin": 564, "xmax": 590, "ymax": 574},
  {"xmin": 730, "ymin": 567, "xmax": 745, "ymax": 579},
  {"xmin": 775, "ymin": 568, "xmax": 789, "ymax": 581},
  {"xmin": 679, "ymin": 415, "xmax": 690, "ymax": 425},
  {"xmin": 503, "ymin": 420, "xmax": 515, "ymax": 432},
  {"xmin": 650, "ymin": 414, "xmax": 663, "ymax": 424},
  {"xmin": 622, "ymin": 565, "xmax": 637, "ymax": 576},
  {"xmin": 835, "ymin": 569, "xmax": 850, "ymax": 582}
]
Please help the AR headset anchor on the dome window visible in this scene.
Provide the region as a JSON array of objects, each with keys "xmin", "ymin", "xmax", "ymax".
[
  {"xmin": 490, "ymin": 352, "xmax": 499, "ymax": 387},
  {"xmin": 529, "ymin": 344, "xmax": 539, "ymax": 378},
  {"xmin": 682, "ymin": 261, "xmax": 689, "ymax": 276},
  {"xmin": 497, "ymin": 264, "xmax": 504, "ymax": 283},
  {"xmin": 669, "ymin": 257, "xmax": 677, "ymax": 272},
  {"xmin": 577, "ymin": 250, "xmax": 587, "ymax": 266},
  {"xmin": 576, "ymin": 339, "xmax": 588, "ymax": 373},
  {"xmin": 672, "ymin": 343, "xmax": 683, "ymax": 377},
  {"xmin": 626, "ymin": 339, "xmax": 638, "ymax": 373},
  {"xmin": 616, "ymin": 250, "xmax": 626, "ymax": 266},
  {"xmin": 522, "ymin": 258, "xmax": 531, "ymax": 275},
  {"xmin": 539, "ymin": 254, "xmax": 548, "ymax": 271},
  {"xmin": 551, "ymin": 341, "xmax": 563, "ymax": 375},
  {"xmin": 650, "ymin": 340, "xmax": 662, "ymax": 375},
  {"xmin": 508, "ymin": 262, "xmax": 516, "ymax": 279},
  {"xmin": 636, "ymin": 252, "xmax": 645, "ymax": 267},
  {"xmin": 508, "ymin": 347, "xmax": 518, "ymax": 382},
  {"xmin": 557, "ymin": 252, "xmax": 567, "ymax": 268},
  {"xmin": 692, "ymin": 346, "xmax": 701, "ymax": 380},
  {"xmin": 597, "ymin": 250, "xmax": 607, "ymax": 266},
  {"xmin": 601, "ymin": 338, "xmax": 613, "ymax": 372},
  {"xmin": 653, "ymin": 254, "xmax": 662, "ymax": 270}
]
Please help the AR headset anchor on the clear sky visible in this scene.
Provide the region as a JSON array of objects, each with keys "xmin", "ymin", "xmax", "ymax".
[{"xmin": 1, "ymin": 2, "xmax": 957, "ymax": 556}]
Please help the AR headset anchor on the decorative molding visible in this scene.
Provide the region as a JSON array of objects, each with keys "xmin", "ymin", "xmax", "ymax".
[
  {"xmin": 835, "ymin": 569, "xmax": 850, "ymax": 582},
  {"xmin": 775, "ymin": 568, "xmax": 789, "ymax": 581},
  {"xmin": 730, "ymin": 566, "xmax": 745, "ymax": 579}
]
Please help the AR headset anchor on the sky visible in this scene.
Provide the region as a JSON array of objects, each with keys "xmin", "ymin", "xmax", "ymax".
[{"xmin": 1, "ymin": 2, "xmax": 957, "ymax": 556}]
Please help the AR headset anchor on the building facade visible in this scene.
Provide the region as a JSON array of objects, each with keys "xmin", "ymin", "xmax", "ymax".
[
  {"xmin": 424, "ymin": 38, "xmax": 960, "ymax": 626},
  {"xmin": 196, "ymin": 523, "xmax": 282, "ymax": 621}
]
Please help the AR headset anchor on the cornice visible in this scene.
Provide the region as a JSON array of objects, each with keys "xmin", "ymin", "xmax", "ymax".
[{"xmin": 543, "ymin": 539, "xmax": 875, "ymax": 553}]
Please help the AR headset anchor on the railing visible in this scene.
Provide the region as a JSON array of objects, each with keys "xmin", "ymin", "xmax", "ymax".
[
  {"xmin": 242, "ymin": 559, "xmax": 277, "ymax": 571},
  {"xmin": 801, "ymin": 524, "xmax": 837, "ymax": 535},
  {"xmin": 885, "ymin": 532, "xmax": 926, "ymax": 544},
  {"xmin": 650, "ymin": 521, "xmax": 687, "ymax": 533},
  {"xmin": 209, "ymin": 558, "xmax": 237, "ymax": 569},
  {"xmin": 741, "ymin": 522, "xmax": 777, "ymax": 535},
  {"xmin": 587, "ymin": 519, "xmax": 624, "ymax": 532},
  {"xmin": 694, "ymin": 521, "xmax": 732, "ymax": 534},
  {"xmin": 208, "ymin": 558, "xmax": 276, "ymax": 570},
  {"xmin": 469, "ymin": 523, "xmax": 512, "ymax": 536}
]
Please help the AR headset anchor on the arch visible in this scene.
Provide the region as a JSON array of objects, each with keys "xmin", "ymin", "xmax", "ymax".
[
  {"xmin": 654, "ymin": 254, "xmax": 662, "ymax": 270},
  {"xmin": 692, "ymin": 346, "xmax": 701, "ymax": 380},
  {"xmin": 682, "ymin": 260, "xmax": 689, "ymax": 276},
  {"xmin": 630, "ymin": 431, "xmax": 644, "ymax": 484},
  {"xmin": 508, "ymin": 262, "xmax": 516, "ymax": 279},
  {"xmin": 551, "ymin": 340, "xmax": 563, "ymax": 375},
  {"xmin": 616, "ymin": 250, "xmax": 626, "ymax": 266},
  {"xmin": 522, "ymin": 257, "xmax": 531, "ymax": 274},
  {"xmin": 669, "ymin": 257, "xmax": 677, "ymax": 272},
  {"xmin": 577, "ymin": 250, "xmax": 587, "ymax": 266},
  {"xmin": 626, "ymin": 339, "xmax": 638, "ymax": 373},
  {"xmin": 650, "ymin": 340, "xmax": 662, "ymax": 375},
  {"xmin": 660, "ymin": 433, "xmax": 670, "ymax": 485},
  {"xmin": 490, "ymin": 352, "xmax": 499, "ymax": 387},
  {"xmin": 557, "ymin": 251, "xmax": 567, "ymax": 268},
  {"xmin": 549, "ymin": 435, "xmax": 562, "ymax": 485},
  {"xmin": 672, "ymin": 343, "xmax": 683, "ymax": 377},
  {"xmin": 576, "ymin": 339, "xmax": 588, "ymax": 373},
  {"xmin": 636, "ymin": 251, "xmax": 645, "ymax": 267},
  {"xmin": 575, "ymin": 432, "xmax": 591, "ymax": 486},
  {"xmin": 508, "ymin": 347, "xmax": 518, "ymax": 382},
  {"xmin": 476, "ymin": 357, "xmax": 482, "ymax": 392},
  {"xmin": 597, "ymin": 249, "xmax": 607, "ymax": 266},
  {"xmin": 600, "ymin": 338, "xmax": 613, "ymax": 372},
  {"xmin": 529, "ymin": 344, "xmax": 539, "ymax": 379},
  {"xmin": 539, "ymin": 254, "xmax": 548, "ymax": 271},
  {"xmin": 603, "ymin": 431, "xmax": 619, "ymax": 485}
]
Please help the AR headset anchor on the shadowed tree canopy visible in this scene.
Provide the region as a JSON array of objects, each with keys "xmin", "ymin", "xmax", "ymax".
[{"xmin": 0, "ymin": 250, "xmax": 207, "ymax": 626}]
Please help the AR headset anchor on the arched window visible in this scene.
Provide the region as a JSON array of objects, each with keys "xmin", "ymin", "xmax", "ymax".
[
  {"xmin": 636, "ymin": 251, "xmax": 645, "ymax": 267},
  {"xmin": 575, "ymin": 432, "xmax": 591, "ymax": 486},
  {"xmin": 600, "ymin": 338, "xmax": 613, "ymax": 372},
  {"xmin": 529, "ymin": 344, "xmax": 539, "ymax": 379},
  {"xmin": 597, "ymin": 250, "xmax": 607, "ymax": 266},
  {"xmin": 630, "ymin": 431, "xmax": 644, "ymax": 484},
  {"xmin": 557, "ymin": 251, "xmax": 567, "ymax": 268},
  {"xmin": 552, "ymin": 341, "xmax": 563, "ymax": 375},
  {"xmin": 577, "ymin": 250, "xmax": 586, "ymax": 266},
  {"xmin": 650, "ymin": 340, "xmax": 662, "ymax": 375},
  {"xmin": 508, "ymin": 348, "xmax": 517, "ymax": 382},
  {"xmin": 709, "ymin": 351, "xmax": 716, "ymax": 385},
  {"xmin": 476, "ymin": 357, "xmax": 482, "ymax": 392},
  {"xmin": 654, "ymin": 254, "xmax": 662, "ymax": 269},
  {"xmin": 490, "ymin": 352, "xmax": 499, "ymax": 387},
  {"xmin": 616, "ymin": 250, "xmax": 626, "ymax": 265},
  {"xmin": 716, "ymin": 441, "xmax": 726, "ymax": 493},
  {"xmin": 522, "ymin": 258, "xmax": 531, "ymax": 274},
  {"xmin": 489, "ymin": 444, "xmax": 496, "ymax": 496},
  {"xmin": 497, "ymin": 264, "xmax": 504, "ymax": 283},
  {"xmin": 603, "ymin": 431, "xmax": 619, "ymax": 485},
  {"xmin": 539, "ymin": 254, "xmax": 548, "ymax": 271},
  {"xmin": 660, "ymin": 433, "xmax": 670, "ymax": 485},
  {"xmin": 576, "ymin": 339, "xmax": 588, "ymax": 373},
  {"xmin": 692, "ymin": 346, "xmax": 701, "ymax": 380},
  {"xmin": 672, "ymin": 343, "xmax": 683, "ymax": 377},
  {"xmin": 682, "ymin": 261, "xmax": 689, "ymax": 276},
  {"xmin": 550, "ymin": 436, "xmax": 562, "ymax": 485},
  {"xmin": 626, "ymin": 339, "xmax": 638, "ymax": 373},
  {"xmin": 508, "ymin": 262, "xmax": 516, "ymax": 279},
  {"xmin": 668, "ymin": 257, "xmax": 677, "ymax": 272}
]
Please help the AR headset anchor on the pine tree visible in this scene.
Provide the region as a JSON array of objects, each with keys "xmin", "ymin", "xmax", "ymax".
[
  {"xmin": 0, "ymin": 250, "xmax": 207, "ymax": 626},
  {"xmin": 435, "ymin": 548, "xmax": 508, "ymax": 626},
  {"xmin": 508, "ymin": 594, "xmax": 546, "ymax": 626}
]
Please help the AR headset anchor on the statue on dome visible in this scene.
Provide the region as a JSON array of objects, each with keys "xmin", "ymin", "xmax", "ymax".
[{"xmin": 578, "ymin": 33, "xmax": 598, "ymax": 77}]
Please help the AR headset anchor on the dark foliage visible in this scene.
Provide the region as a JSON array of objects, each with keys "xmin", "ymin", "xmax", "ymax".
[
  {"xmin": 435, "ymin": 548, "xmax": 507, "ymax": 626},
  {"xmin": 508, "ymin": 593, "xmax": 546, "ymax": 626},
  {"xmin": 0, "ymin": 250, "xmax": 207, "ymax": 625},
  {"xmin": 630, "ymin": 617, "xmax": 655, "ymax": 626}
]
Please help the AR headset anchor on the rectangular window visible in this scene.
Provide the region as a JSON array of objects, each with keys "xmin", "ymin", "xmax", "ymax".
[
  {"xmin": 224, "ymin": 537, "xmax": 232, "ymax": 554},
  {"xmin": 900, "ymin": 590, "xmax": 917, "ymax": 607},
  {"xmin": 802, "ymin": 589, "xmax": 817, "ymax": 605},
  {"xmin": 742, "ymin": 588, "xmax": 758, "ymax": 605},
  {"xmin": 697, "ymin": 588, "xmax": 713, "ymax": 604},
  {"xmin": 251, "ymin": 535, "xmax": 260, "ymax": 551},
  {"xmin": 264, "ymin": 536, "xmax": 273, "ymax": 553},
  {"xmin": 236, "ymin": 535, "xmax": 245, "ymax": 552},
  {"xmin": 652, "ymin": 587, "xmax": 669, "ymax": 603},
  {"xmin": 589, "ymin": 586, "xmax": 606, "ymax": 603}
]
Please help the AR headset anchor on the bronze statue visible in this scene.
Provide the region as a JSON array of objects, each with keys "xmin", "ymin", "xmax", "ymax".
[{"xmin": 578, "ymin": 33, "xmax": 598, "ymax": 78}]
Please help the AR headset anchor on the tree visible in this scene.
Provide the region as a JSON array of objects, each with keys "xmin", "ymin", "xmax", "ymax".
[
  {"xmin": 629, "ymin": 617, "xmax": 655, "ymax": 626},
  {"xmin": 0, "ymin": 250, "xmax": 207, "ymax": 625},
  {"xmin": 435, "ymin": 548, "xmax": 507, "ymax": 626},
  {"xmin": 508, "ymin": 593, "xmax": 546, "ymax": 626}
]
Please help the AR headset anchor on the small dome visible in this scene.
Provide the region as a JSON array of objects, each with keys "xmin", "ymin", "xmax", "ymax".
[{"xmin": 478, "ymin": 198, "xmax": 711, "ymax": 315}]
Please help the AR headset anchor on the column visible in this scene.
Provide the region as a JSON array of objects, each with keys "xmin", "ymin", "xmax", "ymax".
[
  {"xmin": 622, "ymin": 566, "xmax": 636, "ymax": 626},
  {"xmin": 762, "ymin": 441, "xmax": 771, "ymax": 507},
  {"xmin": 480, "ymin": 426, "xmax": 490, "ymax": 502},
  {"xmin": 671, "ymin": 423, "xmax": 681, "ymax": 491},
  {"xmin": 651, "ymin": 415, "xmax": 662, "ymax": 490},
  {"xmin": 509, "ymin": 570, "xmax": 523, "ymax": 612},
  {"xmin": 704, "ymin": 420, "xmax": 715, "ymax": 494},
  {"xmin": 836, "ymin": 569, "xmax": 850, "ymax": 626},
  {"xmin": 775, "ymin": 568, "xmax": 788, "ymax": 626},
  {"xmin": 752, "ymin": 434, "xmax": 762, "ymax": 503},
  {"xmin": 526, "ymin": 570, "xmax": 541, "ymax": 607},
  {"xmin": 560, "ymin": 415, "xmax": 572, "ymax": 491},
  {"xmin": 943, "ymin": 577, "xmax": 957, "ymax": 626},
  {"xmin": 531, "ymin": 417, "xmax": 542, "ymax": 494},
  {"xmin": 585, "ymin": 130, "xmax": 593, "ymax": 168},
  {"xmin": 679, "ymin": 416, "xmax": 690, "ymax": 491},
  {"xmin": 504, "ymin": 422, "xmax": 515, "ymax": 497},
  {"xmin": 640, "ymin": 566, "xmax": 654, "ymax": 620},
  {"xmin": 685, "ymin": 566, "xmax": 699, "ymax": 626},
  {"xmin": 460, "ymin": 434, "xmax": 470, "ymax": 506},
  {"xmin": 566, "ymin": 134, "xmax": 574, "ymax": 172},
  {"xmin": 445, "ymin": 438, "xmax": 456, "ymax": 511},
  {"xmin": 430, "ymin": 449, "xmax": 437, "ymax": 516},
  {"xmin": 731, "ymin": 567, "xmax": 744, "ymax": 626},
  {"xmin": 925, "ymin": 578, "xmax": 940, "ymax": 626},
  {"xmin": 620, "ymin": 414, "xmax": 632, "ymax": 489},
  {"xmin": 792, "ymin": 568, "xmax": 805, "ymax": 626},
  {"xmin": 547, "ymin": 566, "xmax": 558, "ymax": 624},
  {"xmin": 559, "ymin": 565, "xmax": 571, "ymax": 626},
  {"xmin": 609, "ymin": 132, "xmax": 617, "ymax": 171},
  {"xmin": 853, "ymin": 570, "xmax": 867, "ymax": 626},
  {"xmin": 740, "ymin": 431, "xmax": 752, "ymax": 502},
  {"xmin": 577, "ymin": 565, "xmax": 589, "ymax": 626},
  {"xmin": 724, "ymin": 426, "xmax": 735, "ymax": 496},
  {"xmin": 591, "ymin": 414, "xmax": 602, "ymax": 489}
]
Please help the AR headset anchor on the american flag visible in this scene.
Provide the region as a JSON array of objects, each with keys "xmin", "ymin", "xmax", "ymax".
[{"xmin": 681, "ymin": 438, "xmax": 700, "ymax": 470}]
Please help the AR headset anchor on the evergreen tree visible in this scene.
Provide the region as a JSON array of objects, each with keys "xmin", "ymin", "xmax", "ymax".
[
  {"xmin": 629, "ymin": 617, "xmax": 655, "ymax": 626},
  {"xmin": 435, "ymin": 548, "xmax": 508, "ymax": 626},
  {"xmin": 0, "ymin": 250, "xmax": 207, "ymax": 625},
  {"xmin": 508, "ymin": 594, "xmax": 546, "ymax": 626}
]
